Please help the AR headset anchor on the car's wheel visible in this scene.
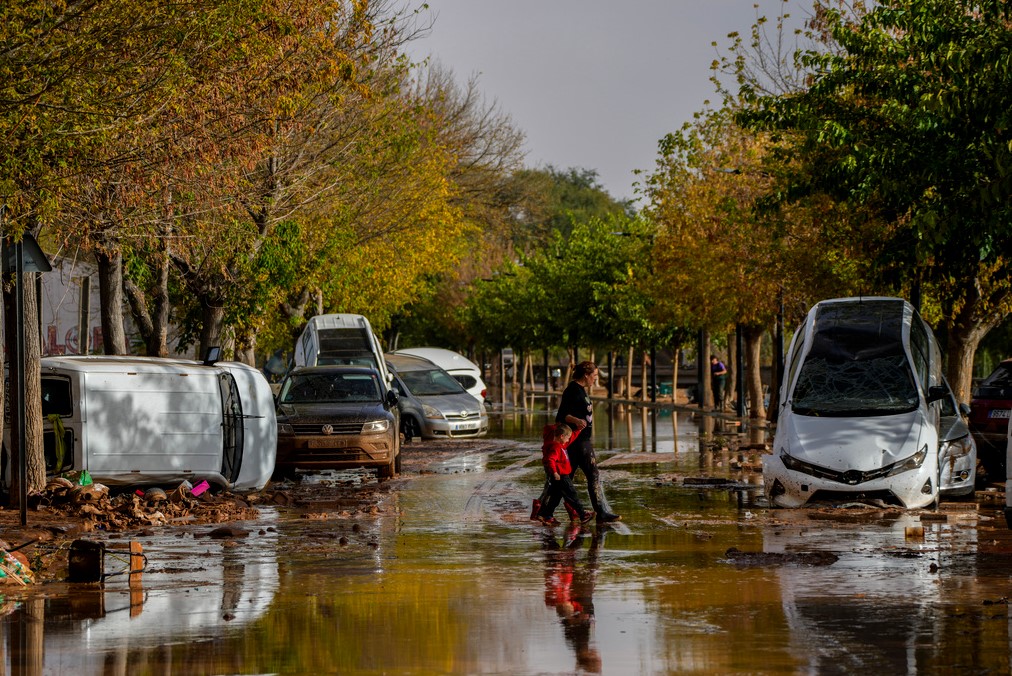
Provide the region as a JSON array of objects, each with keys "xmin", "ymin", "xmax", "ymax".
[{"xmin": 394, "ymin": 446, "xmax": 402, "ymax": 474}]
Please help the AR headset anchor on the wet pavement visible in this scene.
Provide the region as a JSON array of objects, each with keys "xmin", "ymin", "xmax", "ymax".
[{"xmin": 3, "ymin": 394, "xmax": 1012, "ymax": 674}]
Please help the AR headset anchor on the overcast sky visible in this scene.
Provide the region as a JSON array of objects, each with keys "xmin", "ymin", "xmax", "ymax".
[{"xmin": 405, "ymin": 1, "xmax": 807, "ymax": 203}]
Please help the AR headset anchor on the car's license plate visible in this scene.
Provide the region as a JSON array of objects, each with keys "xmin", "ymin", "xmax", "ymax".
[
  {"xmin": 988, "ymin": 409, "xmax": 1011, "ymax": 419},
  {"xmin": 309, "ymin": 438, "xmax": 345, "ymax": 448},
  {"xmin": 455, "ymin": 421, "xmax": 480, "ymax": 431}
]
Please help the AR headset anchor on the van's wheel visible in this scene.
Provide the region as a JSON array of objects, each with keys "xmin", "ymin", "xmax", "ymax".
[{"xmin": 402, "ymin": 417, "xmax": 421, "ymax": 443}]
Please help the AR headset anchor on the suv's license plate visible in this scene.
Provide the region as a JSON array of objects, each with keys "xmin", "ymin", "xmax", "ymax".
[{"xmin": 988, "ymin": 409, "xmax": 1011, "ymax": 419}]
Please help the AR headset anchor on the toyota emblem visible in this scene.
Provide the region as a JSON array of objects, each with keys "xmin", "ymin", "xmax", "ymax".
[
  {"xmin": 321, "ymin": 424, "xmax": 334, "ymax": 435},
  {"xmin": 460, "ymin": 410, "xmax": 468, "ymax": 418}
]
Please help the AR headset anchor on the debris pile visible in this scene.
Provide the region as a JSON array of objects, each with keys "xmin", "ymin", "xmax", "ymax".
[{"xmin": 37, "ymin": 479, "xmax": 262, "ymax": 532}]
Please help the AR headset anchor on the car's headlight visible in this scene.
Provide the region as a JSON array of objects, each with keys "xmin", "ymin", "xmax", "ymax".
[
  {"xmin": 278, "ymin": 423, "xmax": 294, "ymax": 435},
  {"xmin": 885, "ymin": 444, "xmax": 929, "ymax": 477},
  {"xmin": 422, "ymin": 404, "xmax": 444, "ymax": 420},
  {"xmin": 940, "ymin": 435, "xmax": 973, "ymax": 459},
  {"xmin": 362, "ymin": 419, "xmax": 389, "ymax": 433},
  {"xmin": 780, "ymin": 448, "xmax": 805, "ymax": 471}
]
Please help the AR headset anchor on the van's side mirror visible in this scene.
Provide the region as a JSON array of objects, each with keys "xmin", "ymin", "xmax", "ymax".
[{"xmin": 927, "ymin": 385, "xmax": 949, "ymax": 403}]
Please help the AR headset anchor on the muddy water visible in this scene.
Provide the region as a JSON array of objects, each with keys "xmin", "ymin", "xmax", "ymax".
[{"xmin": 4, "ymin": 399, "xmax": 1012, "ymax": 674}]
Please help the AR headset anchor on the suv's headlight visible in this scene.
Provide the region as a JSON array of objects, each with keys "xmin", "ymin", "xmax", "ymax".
[
  {"xmin": 278, "ymin": 423, "xmax": 294, "ymax": 435},
  {"xmin": 423, "ymin": 404, "xmax": 444, "ymax": 420},
  {"xmin": 363, "ymin": 419, "xmax": 389, "ymax": 433},
  {"xmin": 885, "ymin": 444, "xmax": 929, "ymax": 477}
]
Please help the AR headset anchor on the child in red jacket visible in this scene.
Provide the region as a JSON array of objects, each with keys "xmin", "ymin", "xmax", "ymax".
[{"xmin": 534, "ymin": 423, "xmax": 594, "ymax": 526}]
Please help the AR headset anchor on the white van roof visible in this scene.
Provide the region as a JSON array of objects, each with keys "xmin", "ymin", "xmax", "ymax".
[{"xmin": 305, "ymin": 314, "xmax": 373, "ymax": 330}]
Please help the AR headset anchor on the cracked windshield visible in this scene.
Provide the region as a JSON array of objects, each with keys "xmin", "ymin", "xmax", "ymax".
[{"xmin": 3, "ymin": 1, "xmax": 1012, "ymax": 674}]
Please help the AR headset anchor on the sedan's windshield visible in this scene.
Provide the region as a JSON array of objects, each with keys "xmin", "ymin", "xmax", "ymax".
[
  {"xmin": 280, "ymin": 372, "xmax": 380, "ymax": 404},
  {"xmin": 400, "ymin": 369, "xmax": 466, "ymax": 396}
]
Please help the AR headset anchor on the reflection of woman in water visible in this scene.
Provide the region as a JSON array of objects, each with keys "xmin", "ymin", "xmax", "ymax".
[{"xmin": 542, "ymin": 527, "xmax": 603, "ymax": 673}]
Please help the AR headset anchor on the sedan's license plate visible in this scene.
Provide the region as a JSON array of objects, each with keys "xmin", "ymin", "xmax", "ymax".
[{"xmin": 988, "ymin": 409, "xmax": 1011, "ymax": 419}]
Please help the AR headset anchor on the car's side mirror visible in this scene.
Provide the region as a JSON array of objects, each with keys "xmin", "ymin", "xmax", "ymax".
[
  {"xmin": 386, "ymin": 390, "xmax": 398, "ymax": 408},
  {"xmin": 927, "ymin": 385, "xmax": 949, "ymax": 403},
  {"xmin": 959, "ymin": 402, "xmax": 971, "ymax": 417}
]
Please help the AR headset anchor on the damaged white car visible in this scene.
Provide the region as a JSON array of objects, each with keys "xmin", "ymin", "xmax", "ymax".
[{"xmin": 765, "ymin": 297, "xmax": 976, "ymax": 509}]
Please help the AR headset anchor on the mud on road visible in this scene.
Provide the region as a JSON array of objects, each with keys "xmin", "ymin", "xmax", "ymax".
[{"xmin": 0, "ymin": 438, "xmax": 523, "ymax": 583}]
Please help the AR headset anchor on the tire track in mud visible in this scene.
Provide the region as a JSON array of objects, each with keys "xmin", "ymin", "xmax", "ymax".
[{"xmin": 461, "ymin": 453, "xmax": 542, "ymax": 522}]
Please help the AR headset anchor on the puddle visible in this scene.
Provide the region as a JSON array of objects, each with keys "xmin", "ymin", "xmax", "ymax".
[{"xmin": 1, "ymin": 403, "xmax": 1010, "ymax": 674}]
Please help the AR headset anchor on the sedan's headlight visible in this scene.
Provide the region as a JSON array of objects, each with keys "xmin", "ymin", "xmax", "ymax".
[
  {"xmin": 278, "ymin": 423, "xmax": 294, "ymax": 435},
  {"xmin": 362, "ymin": 419, "xmax": 389, "ymax": 433},
  {"xmin": 422, "ymin": 404, "xmax": 445, "ymax": 420},
  {"xmin": 885, "ymin": 444, "xmax": 929, "ymax": 477}
]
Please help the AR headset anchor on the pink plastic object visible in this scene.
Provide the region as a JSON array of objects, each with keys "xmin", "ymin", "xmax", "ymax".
[{"xmin": 190, "ymin": 480, "xmax": 210, "ymax": 497}]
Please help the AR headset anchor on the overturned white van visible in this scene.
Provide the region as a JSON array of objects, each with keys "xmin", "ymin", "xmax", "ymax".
[
  {"xmin": 294, "ymin": 314, "xmax": 390, "ymax": 383},
  {"xmin": 17, "ymin": 355, "xmax": 277, "ymax": 491},
  {"xmin": 765, "ymin": 297, "xmax": 976, "ymax": 509}
]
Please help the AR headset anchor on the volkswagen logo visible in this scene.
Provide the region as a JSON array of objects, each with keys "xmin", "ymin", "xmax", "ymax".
[{"xmin": 321, "ymin": 424, "xmax": 334, "ymax": 435}]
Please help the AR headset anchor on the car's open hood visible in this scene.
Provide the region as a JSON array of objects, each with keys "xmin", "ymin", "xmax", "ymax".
[{"xmin": 783, "ymin": 409, "xmax": 930, "ymax": 470}]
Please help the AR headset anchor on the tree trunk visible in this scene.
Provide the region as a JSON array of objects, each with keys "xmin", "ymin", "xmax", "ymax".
[
  {"xmin": 744, "ymin": 325, "xmax": 766, "ymax": 420},
  {"xmin": 3, "ymin": 272, "xmax": 47, "ymax": 503},
  {"xmin": 701, "ymin": 331, "xmax": 713, "ymax": 409},
  {"xmin": 95, "ymin": 248, "xmax": 128, "ymax": 355},
  {"xmin": 640, "ymin": 350, "xmax": 648, "ymax": 402},
  {"xmin": 123, "ymin": 248, "xmax": 169, "ymax": 357},
  {"xmin": 946, "ymin": 322, "xmax": 991, "ymax": 404},
  {"xmin": 149, "ymin": 248, "xmax": 170, "ymax": 356},
  {"xmin": 199, "ymin": 300, "xmax": 226, "ymax": 359}
]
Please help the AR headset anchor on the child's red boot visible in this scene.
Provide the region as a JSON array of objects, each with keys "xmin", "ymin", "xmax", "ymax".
[
  {"xmin": 564, "ymin": 501, "xmax": 580, "ymax": 521},
  {"xmin": 530, "ymin": 499, "xmax": 542, "ymax": 520}
]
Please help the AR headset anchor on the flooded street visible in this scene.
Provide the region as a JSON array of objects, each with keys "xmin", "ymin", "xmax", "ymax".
[{"xmin": 4, "ymin": 395, "xmax": 1012, "ymax": 674}]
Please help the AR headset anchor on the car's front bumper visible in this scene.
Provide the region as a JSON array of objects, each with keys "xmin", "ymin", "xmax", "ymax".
[
  {"xmin": 763, "ymin": 455, "xmax": 937, "ymax": 509},
  {"xmin": 276, "ymin": 432, "xmax": 396, "ymax": 469}
]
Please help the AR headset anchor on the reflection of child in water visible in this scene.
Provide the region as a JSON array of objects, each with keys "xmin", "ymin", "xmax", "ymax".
[{"xmin": 542, "ymin": 529, "xmax": 603, "ymax": 673}]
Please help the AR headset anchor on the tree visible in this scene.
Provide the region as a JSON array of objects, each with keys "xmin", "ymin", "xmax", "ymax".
[{"xmin": 739, "ymin": 0, "xmax": 1012, "ymax": 401}]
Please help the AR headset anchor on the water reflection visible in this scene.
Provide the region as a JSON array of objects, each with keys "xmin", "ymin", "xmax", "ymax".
[
  {"xmin": 0, "ymin": 529, "xmax": 279, "ymax": 674},
  {"xmin": 4, "ymin": 409, "xmax": 1012, "ymax": 674},
  {"xmin": 491, "ymin": 393, "xmax": 731, "ymax": 458},
  {"xmin": 541, "ymin": 526, "xmax": 602, "ymax": 674}
]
